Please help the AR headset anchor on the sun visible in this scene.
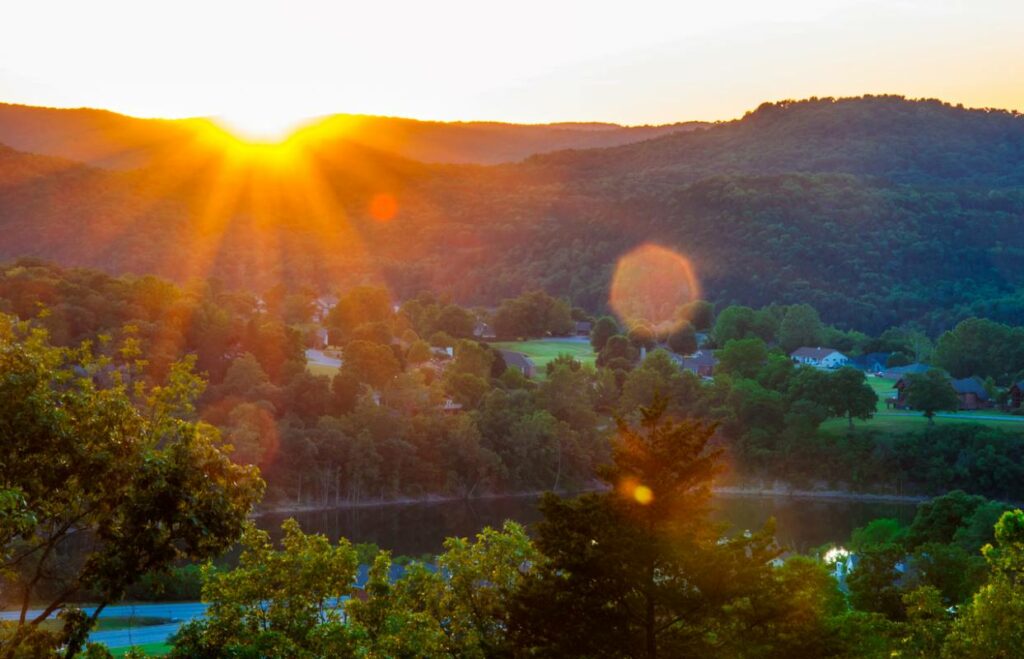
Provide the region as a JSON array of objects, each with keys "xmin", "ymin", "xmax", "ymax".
[{"xmin": 214, "ymin": 109, "xmax": 313, "ymax": 143}]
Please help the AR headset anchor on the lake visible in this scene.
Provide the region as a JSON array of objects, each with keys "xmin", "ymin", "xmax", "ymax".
[{"xmin": 256, "ymin": 493, "xmax": 920, "ymax": 557}]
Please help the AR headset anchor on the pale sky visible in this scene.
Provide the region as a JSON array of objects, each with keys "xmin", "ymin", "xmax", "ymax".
[{"xmin": 2, "ymin": 0, "xmax": 1022, "ymax": 134}]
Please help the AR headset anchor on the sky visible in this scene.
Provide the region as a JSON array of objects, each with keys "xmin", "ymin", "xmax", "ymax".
[{"xmin": 2, "ymin": 0, "xmax": 1022, "ymax": 136}]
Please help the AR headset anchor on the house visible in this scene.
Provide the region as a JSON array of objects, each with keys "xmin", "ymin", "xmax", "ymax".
[
  {"xmin": 497, "ymin": 349, "xmax": 536, "ymax": 378},
  {"xmin": 313, "ymin": 295, "xmax": 339, "ymax": 322},
  {"xmin": 438, "ymin": 398, "xmax": 464, "ymax": 414},
  {"xmin": 1009, "ymin": 381, "xmax": 1024, "ymax": 409},
  {"xmin": 575, "ymin": 321, "xmax": 592, "ymax": 337},
  {"xmin": 680, "ymin": 349, "xmax": 718, "ymax": 378},
  {"xmin": 473, "ymin": 322, "xmax": 496, "ymax": 339},
  {"xmin": 790, "ymin": 347, "xmax": 850, "ymax": 369},
  {"xmin": 892, "ymin": 374, "xmax": 991, "ymax": 411},
  {"xmin": 880, "ymin": 362, "xmax": 931, "ymax": 380},
  {"xmin": 850, "ymin": 352, "xmax": 890, "ymax": 373},
  {"xmin": 951, "ymin": 377, "xmax": 991, "ymax": 410}
]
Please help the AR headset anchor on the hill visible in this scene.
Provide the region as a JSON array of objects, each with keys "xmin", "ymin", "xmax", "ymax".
[
  {"xmin": 2, "ymin": 95, "xmax": 1024, "ymax": 333},
  {"xmin": 0, "ymin": 103, "xmax": 702, "ymax": 168}
]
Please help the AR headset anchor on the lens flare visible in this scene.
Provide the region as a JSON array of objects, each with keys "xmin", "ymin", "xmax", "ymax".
[
  {"xmin": 618, "ymin": 477, "xmax": 654, "ymax": 505},
  {"xmin": 370, "ymin": 193, "xmax": 398, "ymax": 222},
  {"xmin": 609, "ymin": 243, "xmax": 700, "ymax": 334}
]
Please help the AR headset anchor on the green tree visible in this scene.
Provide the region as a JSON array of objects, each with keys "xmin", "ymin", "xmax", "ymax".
[
  {"xmin": 777, "ymin": 304, "xmax": 824, "ymax": 353},
  {"xmin": 325, "ymin": 286, "xmax": 393, "ymax": 343},
  {"xmin": 826, "ymin": 367, "xmax": 878, "ymax": 430},
  {"xmin": 679, "ymin": 300, "xmax": 714, "ymax": 331},
  {"xmin": 0, "ymin": 316, "xmax": 263, "ymax": 658},
  {"xmin": 666, "ymin": 321, "xmax": 697, "ymax": 355},
  {"xmin": 406, "ymin": 339, "xmax": 432, "ymax": 364},
  {"xmin": 341, "ymin": 339, "xmax": 401, "ymax": 388},
  {"xmin": 906, "ymin": 370, "xmax": 959, "ymax": 424},
  {"xmin": 942, "ymin": 510, "xmax": 1024, "ymax": 657},
  {"xmin": 589, "ymin": 315, "xmax": 620, "ymax": 352},
  {"xmin": 716, "ymin": 338, "xmax": 768, "ymax": 379},
  {"xmin": 509, "ymin": 399, "xmax": 786, "ymax": 658}
]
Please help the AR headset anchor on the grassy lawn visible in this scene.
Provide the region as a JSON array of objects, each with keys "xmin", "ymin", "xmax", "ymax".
[
  {"xmin": 820, "ymin": 375, "xmax": 1024, "ymax": 433},
  {"xmin": 306, "ymin": 362, "xmax": 340, "ymax": 378},
  {"xmin": 110, "ymin": 642, "xmax": 171, "ymax": 657},
  {"xmin": 491, "ymin": 339, "xmax": 596, "ymax": 378}
]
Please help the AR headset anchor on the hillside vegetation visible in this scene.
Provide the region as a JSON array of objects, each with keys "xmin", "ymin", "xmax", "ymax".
[{"xmin": 1, "ymin": 96, "xmax": 1024, "ymax": 332}]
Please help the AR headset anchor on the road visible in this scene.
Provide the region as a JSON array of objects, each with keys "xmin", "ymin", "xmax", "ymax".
[
  {"xmin": 1, "ymin": 565, "xmax": 409, "ymax": 649},
  {"xmin": 0, "ymin": 602, "xmax": 209, "ymax": 649},
  {"xmin": 305, "ymin": 348, "xmax": 342, "ymax": 368},
  {"xmin": 877, "ymin": 411, "xmax": 1024, "ymax": 422}
]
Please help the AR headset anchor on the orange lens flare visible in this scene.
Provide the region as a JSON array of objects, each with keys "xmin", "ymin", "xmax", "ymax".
[
  {"xmin": 369, "ymin": 193, "xmax": 398, "ymax": 222},
  {"xmin": 618, "ymin": 477, "xmax": 654, "ymax": 505},
  {"xmin": 609, "ymin": 243, "xmax": 700, "ymax": 334}
]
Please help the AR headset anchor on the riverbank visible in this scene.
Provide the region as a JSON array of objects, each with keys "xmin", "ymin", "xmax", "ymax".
[{"xmin": 255, "ymin": 484, "xmax": 932, "ymax": 516}]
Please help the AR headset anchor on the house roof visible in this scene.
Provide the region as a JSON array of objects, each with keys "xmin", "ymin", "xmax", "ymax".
[
  {"xmin": 791, "ymin": 347, "xmax": 845, "ymax": 360},
  {"xmin": 951, "ymin": 377, "xmax": 989, "ymax": 399},
  {"xmin": 880, "ymin": 363, "xmax": 932, "ymax": 379},
  {"xmin": 685, "ymin": 349, "xmax": 717, "ymax": 366},
  {"xmin": 497, "ymin": 349, "xmax": 535, "ymax": 372}
]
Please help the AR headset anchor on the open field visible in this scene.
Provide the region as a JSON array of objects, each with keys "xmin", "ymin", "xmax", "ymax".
[
  {"xmin": 820, "ymin": 375, "xmax": 1024, "ymax": 433},
  {"xmin": 307, "ymin": 362, "xmax": 341, "ymax": 378},
  {"xmin": 491, "ymin": 338, "xmax": 596, "ymax": 378},
  {"xmin": 111, "ymin": 642, "xmax": 170, "ymax": 657}
]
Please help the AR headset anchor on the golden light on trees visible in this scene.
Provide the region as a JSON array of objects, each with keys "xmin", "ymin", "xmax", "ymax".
[{"xmin": 608, "ymin": 244, "xmax": 700, "ymax": 334}]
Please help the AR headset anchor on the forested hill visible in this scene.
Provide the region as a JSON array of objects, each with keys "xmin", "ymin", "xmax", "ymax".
[
  {"xmin": 1, "ymin": 95, "xmax": 1024, "ymax": 333},
  {"xmin": 523, "ymin": 96, "xmax": 1024, "ymax": 186},
  {"xmin": 0, "ymin": 103, "xmax": 701, "ymax": 168}
]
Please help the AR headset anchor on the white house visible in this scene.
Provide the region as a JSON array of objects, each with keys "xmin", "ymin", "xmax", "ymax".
[{"xmin": 790, "ymin": 347, "xmax": 849, "ymax": 369}]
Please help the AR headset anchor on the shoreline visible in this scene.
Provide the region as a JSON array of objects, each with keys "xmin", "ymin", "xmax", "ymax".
[{"xmin": 254, "ymin": 485, "xmax": 930, "ymax": 516}]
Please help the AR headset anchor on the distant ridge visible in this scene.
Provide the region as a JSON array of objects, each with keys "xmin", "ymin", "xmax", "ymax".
[{"xmin": 0, "ymin": 103, "xmax": 706, "ymax": 168}]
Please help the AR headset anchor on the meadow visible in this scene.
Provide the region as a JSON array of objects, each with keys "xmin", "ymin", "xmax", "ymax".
[{"xmin": 490, "ymin": 338, "xmax": 597, "ymax": 378}]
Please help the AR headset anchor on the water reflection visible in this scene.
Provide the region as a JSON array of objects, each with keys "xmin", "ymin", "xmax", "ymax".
[{"xmin": 256, "ymin": 494, "xmax": 919, "ymax": 557}]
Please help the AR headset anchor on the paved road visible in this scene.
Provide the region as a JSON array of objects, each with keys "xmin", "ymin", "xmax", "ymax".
[
  {"xmin": 1, "ymin": 565, "xmax": 411, "ymax": 648},
  {"xmin": 306, "ymin": 348, "xmax": 342, "ymax": 368},
  {"xmin": 877, "ymin": 412, "xmax": 1024, "ymax": 422},
  {"xmin": 1, "ymin": 602, "xmax": 209, "ymax": 649}
]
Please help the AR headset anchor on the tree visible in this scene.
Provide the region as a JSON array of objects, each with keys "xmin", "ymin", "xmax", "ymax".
[
  {"xmin": 666, "ymin": 321, "xmax": 697, "ymax": 355},
  {"xmin": 435, "ymin": 304, "xmax": 476, "ymax": 338},
  {"xmin": 848, "ymin": 543, "xmax": 906, "ymax": 620},
  {"xmin": 509, "ymin": 399, "xmax": 785, "ymax": 658},
  {"xmin": 716, "ymin": 338, "xmax": 768, "ymax": 379},
  {"xmin": 595, "ymin": 334, "xmax": 636, "ymax": 369},
  {"xmin": 492, "ymin": 291, "xmax": 574, "ymax": 339},
  {"xmin": 778, "ymin": 304, "xmax": 824, "ymax": 353},
  {"xmin": 826, "ymin": 367, "xmax": 878, "ymax": 430},
  {"xmin": 589, "ymin": 315, "xmax": 620, "ymax": 352},
  {"xmin": 169, "ymin": 519, "xmax": 360, "ymax": 657},
  {"xmin": 906, "ymin": 370, "xmax": 959, "ymax": 424},
  {"xmin": 341, "ymin": 340, "xmax": 401, "ymax": 388},
  {"xmin": 325, "ymin": 286, "xmax": 392, "ymax": 342},
  {"xmin": 627, "ymin": 323, "xmax": 656, "ymax": 350},
  {"xmin": 932, "ymin": 318, "xmax": 1024, "ymax": 381},
  {"xmin": 0, "ymin": 316, "xmax": 263, "ymax": 658},
  {"xmin": 407, "ymin": 339, "xmax": 432, "ymax": 364},
  {"xmin": 679, "ymin": 300, "xmax": 714, "ymax": 331},
  {"xmin": 168, "ymin": 519, "xmax": 538, "ymax": 658},
  {"xmin": 942, "ymin": 510, "xmax": 1024, "ymax": 657}
]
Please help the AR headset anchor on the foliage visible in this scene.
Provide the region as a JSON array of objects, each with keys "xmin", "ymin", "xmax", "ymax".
[
  {"xmin": 0, "ymin": 315, "xmax": 263, "ymax": 657},
  {"xmin": 905, "ymin": 370, "xmax": 959, "ymax": 423}
]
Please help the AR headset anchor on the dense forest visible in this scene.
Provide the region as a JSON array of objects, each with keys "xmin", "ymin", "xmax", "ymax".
[{"xmin": 2, "ymin": 96, "xmax": 1024, "ymax": 334}]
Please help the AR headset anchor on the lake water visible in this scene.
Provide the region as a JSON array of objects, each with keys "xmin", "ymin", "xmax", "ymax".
[{"xmin": 256, "ymin": 494, "xmax": 920, "ymax": 557}]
